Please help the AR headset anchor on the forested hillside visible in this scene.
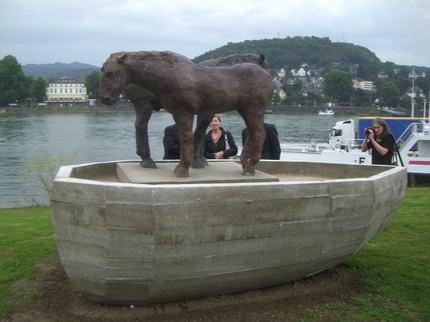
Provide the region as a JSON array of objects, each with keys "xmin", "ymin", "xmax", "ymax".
[
  {"xmin": 22, "ymin": 62, "xmax": 99, "ymax": 79},
  {"xmin": 193, "ymin": 36, "xmax": 427, "ymax": 80}
]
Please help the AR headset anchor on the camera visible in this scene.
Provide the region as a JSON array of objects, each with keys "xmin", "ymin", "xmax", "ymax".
[{"xmin": 365, "ymin": 129, "xmax": 372, "ymax": 135}]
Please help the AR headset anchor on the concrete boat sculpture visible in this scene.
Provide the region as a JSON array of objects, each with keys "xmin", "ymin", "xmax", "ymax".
[{"xmin": 51, "ymin": 160, "xmax": 407, "ymax": 305}]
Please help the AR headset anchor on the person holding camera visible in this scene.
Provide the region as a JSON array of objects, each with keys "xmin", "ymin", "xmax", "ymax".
[{"xmin": 361, "ymin": 118, "xmax": 394, "ymax": 165}]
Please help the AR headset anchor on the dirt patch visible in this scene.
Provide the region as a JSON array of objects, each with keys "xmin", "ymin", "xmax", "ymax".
[{"xmin": 4, "ymin": 253, "xmax": 369, "ymax": 322}]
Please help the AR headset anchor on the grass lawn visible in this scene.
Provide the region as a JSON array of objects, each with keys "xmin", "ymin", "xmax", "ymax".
[
  {"xmin": 0, "ymin": 207, "xmax": 56, "ymax": 313},
  {"xmin": 0, "ymin": 188, "xmax": 429, "ymax": 321}
]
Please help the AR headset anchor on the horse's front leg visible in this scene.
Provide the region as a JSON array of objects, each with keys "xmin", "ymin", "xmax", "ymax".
[
  {"xmin": 238, "ymin": 107, "xmax": 265, "ymax": 176},
  {"xmin": 173, "ymin": 114, "xmax": 194, "ymax": 177},
  {"xmin": 134, "ymin": 105, "xmax": 156, "ymax": 168},
  {"xmin": 192, "ymin": 114, "xmax": 211, "ymax": 169}
]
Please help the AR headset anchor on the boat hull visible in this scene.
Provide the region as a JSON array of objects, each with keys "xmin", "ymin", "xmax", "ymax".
[{"xmin": 51, "ymin": 160, "xmax": 407, "ymax": 305}]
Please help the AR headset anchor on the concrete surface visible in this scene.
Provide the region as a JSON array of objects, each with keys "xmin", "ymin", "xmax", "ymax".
[
  {"xmin": 51, "ymin": 160, "xmax": 407, "ymax": 305},
  {"xmin": 116, "ymin": 161, "xmax": 279, "ymax": 184}
]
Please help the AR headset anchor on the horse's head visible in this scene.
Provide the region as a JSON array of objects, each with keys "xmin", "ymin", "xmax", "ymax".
[{"xmin": 99, "ymin": 52, "xmax": 131, "ymax": 105}]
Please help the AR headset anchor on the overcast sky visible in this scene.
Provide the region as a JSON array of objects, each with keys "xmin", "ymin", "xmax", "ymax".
[{"xmin": 1, "ymin": 0, "xmax": 429, "ymax": 68}]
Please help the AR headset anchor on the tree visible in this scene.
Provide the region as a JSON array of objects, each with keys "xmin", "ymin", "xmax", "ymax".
[
  {"xmin": 0, "ymin": 55, "xmax": 28, "ymax": 105},
  {"xmin": 85, "ymin": 70, "xmax": 101, "ymax": 99},
  {"xmin": 323, "ymin": 70, "xmax": 354, "ymax": 102},
  {"xmin": 381, "ymin": 81, "xmax": 401, "ymax": 107},
  {"xmin": 353, "ymin": 88, "xmax": 373, "ymax": 107},
  {"xmin": 272, "ymin": 91, "xmax": 281, "ymax": 104},
  {"xmin": 29, "ymin": 76, "xmax": 47, "ymax": 101},
  {"xmin": 290, "ymin": 78, "xmax": 303, "ymax": 94},
  {"xmin": 399, "ymin": 95, "xmax": 413, "ymax": 109}
]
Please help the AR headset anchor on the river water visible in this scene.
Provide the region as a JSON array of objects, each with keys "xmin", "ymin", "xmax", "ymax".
[{"xmin": 0, "ymin": 111, "xmax": 352, "ymax": 208}]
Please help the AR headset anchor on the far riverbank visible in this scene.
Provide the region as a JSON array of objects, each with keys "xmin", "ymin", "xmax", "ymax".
[{"xmin": 0, "ymin": 103, "xmax": 422, "ymax": 117}]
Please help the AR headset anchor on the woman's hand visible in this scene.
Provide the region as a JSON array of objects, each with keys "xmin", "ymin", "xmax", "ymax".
[
  {"xmin": 214, "ymin": 151, "xmax": 224, "ymax": 159},
  {"xmin": 365, "ymin": 128, "xmax": 374, "ymax": 140}
]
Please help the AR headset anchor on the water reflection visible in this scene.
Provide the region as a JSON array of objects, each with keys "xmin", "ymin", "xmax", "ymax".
[{"xmin": 0, "ymin": 111, "xmax": 352, "ymax": 208}]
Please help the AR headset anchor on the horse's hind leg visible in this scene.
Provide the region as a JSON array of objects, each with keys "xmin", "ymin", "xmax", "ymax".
[
  {"xmin": 173, "ymin": 114, "xmax": 194, "ymax": 177},
  {"xmin": 192, "ymin": 114, "xmax": 211, "ymax": 169},
  {"xmin": 134, "ymin": 105, "xmax": 157, "ymax": 168},
  {"xmin": 237, "ymin": 108, "xmax": 265, "ymax": 176}
]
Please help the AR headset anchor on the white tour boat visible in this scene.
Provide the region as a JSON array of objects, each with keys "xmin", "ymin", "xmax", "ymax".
[
  {"xmin": 318, "ymin": 109, "xmax": 335, "ymax": 115},
  {"xmin": 277, "ymin": 117, "xmax": 430, "ymax": 178}
]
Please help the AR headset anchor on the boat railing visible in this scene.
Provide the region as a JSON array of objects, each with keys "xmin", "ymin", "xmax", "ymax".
[
  {"xmin": 397, "ymin": 121, "xmax": 429, "ymax": 148},
  {"xmin": 339, "ymin": 138, "xmax": 365, "ymax": 150},
  {"xmin": 280, "ymin": 140, "xmax": 330, "ymax": 153}
]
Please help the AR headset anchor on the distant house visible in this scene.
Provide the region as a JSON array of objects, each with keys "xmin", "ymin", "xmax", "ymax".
[
  {"xmin": 291, "ymin": 67, "xmax": 307, "ymax": 77},
  {"xmin": 406, "ymin": 87, "xmax": 425, "ymax": 98},
  {"xmin": 46, "ymin": 77, "xmax": 87, "ymax": 104},
  {"xmin": 352, "ymin": 79, "xmax": 374, "ymax": 92},
  {"xmin": 308, "ymin": 68, "xmax": 322, "ymax": 76},
  {"xmin": 352, "ymin": 79, "xmax": 361, "ymax": 89},
  {"xmin": 360, "ymin": 81, "xmax": 374, "ymax": 91},
  {"xmin": 409, "ymin": 69, "xmax": 427, "ymax": 78},
  {"xmin": 277, "ymin": 69, "xmax": 285, "ymax": 78},
  {"xmin": 274, "ymin": 88, "xmax": 286, "ymax": 100},
  {"xmin": 378, "ymin": 71, "xmax": 389, "ymax": 79}
]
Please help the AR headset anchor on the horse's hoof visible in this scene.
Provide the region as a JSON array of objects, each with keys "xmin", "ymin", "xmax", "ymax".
[
  {"xmin": 174, "ymin": 169, "xmax": 189, "ymax": 177},
  {"xmin": 199, "ymin": 156, "xmax": 208, "ymax": 166},
  {"xmin": 173, "ymin": 164, "xmax": 189, "ymax": 177},
  {"xmin": 140, "ymin": 159, "xmax": 157, "ymax": 169},
  {"xmin": 191, "ymin": 159, "xmax": 206, "ymax": 169},
  {"xmin": 242, "ymin": 165, "xmax": 255, "ymax": 176}
]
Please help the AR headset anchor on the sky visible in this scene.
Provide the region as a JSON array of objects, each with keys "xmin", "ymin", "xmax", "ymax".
[{"xmin": 1, "ymin": 0, "xmax": 429, "ymax": 68}]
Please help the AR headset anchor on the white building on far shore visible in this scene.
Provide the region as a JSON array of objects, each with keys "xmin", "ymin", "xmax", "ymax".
[{"xmin": 46, "ymin": 77, "xmax": 87, "ymax": 105}]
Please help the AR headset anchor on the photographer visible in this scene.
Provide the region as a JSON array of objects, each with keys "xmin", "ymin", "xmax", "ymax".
[{"xmin": 361, "ymin": 118, "xmax": 394, "ymax": 165}]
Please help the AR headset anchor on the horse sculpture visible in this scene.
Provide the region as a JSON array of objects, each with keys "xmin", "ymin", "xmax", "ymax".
[
  {"xmin": 99, "ymin": 51, "xmax": 274, "ymax": 177},
  {"xmin": 123, "ymin": 54, "xmax": 270, "ymax": 170}
]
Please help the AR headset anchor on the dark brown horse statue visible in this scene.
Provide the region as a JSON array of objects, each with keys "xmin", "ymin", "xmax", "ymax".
[
  {"xmin": 123, "ymin": 54, "xmax": 270, "ymax": 170},
  {"xmin": 99, "ymin": 51, "xmax": 273, "ymax": 177}
]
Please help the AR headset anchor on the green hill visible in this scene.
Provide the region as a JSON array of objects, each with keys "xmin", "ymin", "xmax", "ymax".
[
  {"xmin": 192, "ymin": 36, "xmax": 427, "ymax": 80},
  {"xmin": 22, "ymin": 62, "xmax": 99, "ymax": 79}
]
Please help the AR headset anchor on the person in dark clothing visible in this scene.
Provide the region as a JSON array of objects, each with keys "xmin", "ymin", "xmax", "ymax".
[
  {"xmin": 242, "ymin": 123, "xmax": 281, "ymax": 160},
  {"xmin": 163, "ymin": 124, "xmax": 181, "ymax": 159},
  {"xmin": 361, "ymin": 117, "xmax": 394, "ymax": 165},
  {"xmin": 203, "ymin": 114, "xmax": 238, "ymax": 159}
]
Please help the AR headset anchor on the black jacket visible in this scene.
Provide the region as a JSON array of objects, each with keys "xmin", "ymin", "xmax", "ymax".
[
  {"xmin": 203, "ymin": 127, "xmax": 238, "ymax": 159},
  {"xmin": 163, "ymin": 124, "xmax": 181, "ymax": 159},
  {"xmin": 242, "ymin": 123, "xmax": 281, "ymax": 160}
]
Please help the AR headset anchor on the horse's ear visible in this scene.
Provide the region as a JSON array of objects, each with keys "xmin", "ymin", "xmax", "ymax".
[
  {"xmin": 118, "ymin": 53, "xmax": 128, "ymax": 63},
  {"xmin": 258, "ymin": 54, "xmax": 265, "ymax": 65}
]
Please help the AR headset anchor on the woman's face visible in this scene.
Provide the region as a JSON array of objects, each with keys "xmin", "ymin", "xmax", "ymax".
[
  {"xmin": 210, "ymin": 117, "xmax": 220, "ymax": 130},
  {"xmin": 372, "ymin": 122, "xmax": 384, "ymax": 137}
]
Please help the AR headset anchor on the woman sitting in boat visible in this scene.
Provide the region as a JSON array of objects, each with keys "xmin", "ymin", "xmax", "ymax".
[
  {"xmin": 361, "ymin": 118, "xmax": 394, "ymax": 165},
  {"xmin": 203, "ymin": 114, "xmax": 238, "ymax": 159}
]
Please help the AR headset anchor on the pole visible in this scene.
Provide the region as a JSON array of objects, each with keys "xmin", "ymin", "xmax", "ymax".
[{"xmin": 411, "ymin": 67, "xmax": 415, "ymax": 118}]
